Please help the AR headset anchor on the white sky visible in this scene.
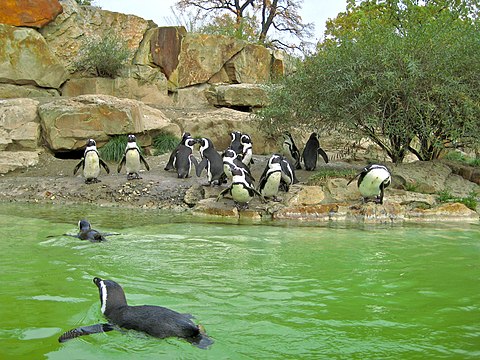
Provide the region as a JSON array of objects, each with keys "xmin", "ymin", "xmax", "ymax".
[{"xmin": 93, "ymin": 0, "xmax": 348, "ymax": 42}]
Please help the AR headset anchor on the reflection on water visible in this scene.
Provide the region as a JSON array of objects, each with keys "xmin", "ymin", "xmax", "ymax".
[{"xmin": 0, "ymin": 203, "xmax": 478, "ymax": 359}]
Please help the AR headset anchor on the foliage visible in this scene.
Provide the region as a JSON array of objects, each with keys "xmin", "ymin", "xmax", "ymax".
[
  {"xmin": 436, "ymin": 189, "xmax": 478, "ymax": 211},
  {"xmin": 307, "ymin": 168, "xmax": 357, "ymax": 185},
  {"xmin": 443, "ymin": 151, "xmax": 480, "ymax": 167},
  {"xmin": 73, "ymin": 32, "xmax": 131, "ymax": 78},
  {"xmin": 198, "ymin": 13, "xmax": 259, "ymax": 42},
  {"xmin": 75, "ymin": 0, "xmax": 94, "ymax": 5},
  {"xmin": 152, "ymin": 132, "xmax": 180, "ymax": 155},
  {"xmin": 258, "ymin": 0, "xmax": 480, "ymax": 163},
  {"xmin": 99, "ymin": 135, "xmax": 144, "ymax": 163}
]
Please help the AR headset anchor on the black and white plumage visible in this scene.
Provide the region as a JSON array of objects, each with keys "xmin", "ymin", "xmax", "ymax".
[
  {"xmin": 196, "ymin": 137, "xmax": 225, "ymax": 185},
  {"xmin": 58, "ymin": 277, "xmax": 213, "ymax": 349},
  {"xmin": 302, "ymin": 132, "xmax": 329, "ymax": 171},
  {"xmin": 117, "ymin": 135, "xmax": 150, "ymax": 180},
  {"xmin": 282, "ymin": 132, "xmax": 301, "ymax": 170},
  {"xmin": 165, "ymin": 132, "xmax": 192, "ymax": 172},
  {"xmin": 64, "ymin": 219, "xmax": 118, "ymax": 242},
  {"xmin": 278, "ymin": 155, "xmax": 299, "ymax": 192},
  {"xmin": 258, "ymin": 155, "xmax": 283, "ymax": 200},
  {"xmin": 347, "ymin": 164, "xmax": 391, "ymax": 204},
  {"xmin": 228, "ymin": 131, "xmax": 243, "ymax": 155},
  {"xmin": 222, "ymin": 149, "xmax": 253, "ymax": 182},
  {"xmin": 239, "ymin": 133, "xmax": 254, "ymax": 166},
  {"xmin": 217, "ymin": 166, "xmax": 264, "ymax": 210},
  {"xmin": 172, "ymin": 137, "xmax": 198, "ymax": 178},
  {"xmin": 73, "ymin": 139, "xmax": 110, "ymax": 184}
]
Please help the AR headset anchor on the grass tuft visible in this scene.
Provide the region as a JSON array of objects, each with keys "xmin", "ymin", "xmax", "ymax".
[{"xmin": 153, "ymin": 132, "xmax": 180, "ymax": 155}]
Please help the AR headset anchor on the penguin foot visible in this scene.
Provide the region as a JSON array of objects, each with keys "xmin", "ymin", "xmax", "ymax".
[
  {"xmin": 127, "ymin": 173, "xmax": 141, "ymax": 180},
  {"xmin": 234, "ymin": 202, "xmax": 249, "ymax": 211},
  {"xmin": 85, "ymin": 178, "xmax": 100, "ymax": 184}
]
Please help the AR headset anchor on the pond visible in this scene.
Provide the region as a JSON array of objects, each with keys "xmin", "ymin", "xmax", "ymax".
[{"xmin": 0, "ymin": 203, "xmax": 478, "ymax": 359}]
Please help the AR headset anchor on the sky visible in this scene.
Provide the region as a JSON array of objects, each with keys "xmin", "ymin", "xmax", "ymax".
[{"xmin": 93, "ymin": 0, "xmax": 348, "ymax": 42}]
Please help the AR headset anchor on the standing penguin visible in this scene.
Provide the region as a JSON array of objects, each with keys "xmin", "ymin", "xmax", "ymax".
[
  {"xmin": 58, "ymin": 277, "xmax": 213, "ymax": 349},
  {"xmin": 172, "ymin": 137, "xmax": 198, "ymax": 178},
  {"xmin": 278, "ymin": 155, "xmax": 299, "ymax": 192},
  {"xmin": 73, "ymin": 139, "xmax": 110, "ymax": 184},
  {"xmin": 165, "ymin": 132, "xmax": 191, "ymax": 171},
  {"xmin": 347, "ymin": 164, "xmax": 391, "ymax": 204},
  {"xmin": 228, "ymin": 131, "xmax": 243, "ymax": 155},
  {"xmin": 239, "ymin": 133, "xmax": 254, "ymax": 166},
  {"xmin": 217, "ymin": 166, "xmax": 264, "ymax": 210},
  {"xmin": 117, "ymin": 135, "xmax": 150, "ymax": 180},
  {"xmin": 196, "ymin": 137, "xmax": 225, "ymax": 186},
  {"xmin": 302, "ymin": 132, "xmax": 329, "ymax": 171},
  {"xmin": 282, "ymin": 132, "xmax": 302, "ymax": 170},
  {"xmin": 258, "ymin": 154, "xmax": 283, "ymax": 201}
]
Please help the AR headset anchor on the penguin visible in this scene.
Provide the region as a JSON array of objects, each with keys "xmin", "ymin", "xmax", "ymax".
[
  {"xmin": 165, "ymin": 132, "xmax": 191, "ymax": 172},
  {"xmin": 347, "ymin": 164, "xmax": 391, "ymax": 204},
  {"xmin": 73, "ymin": 139, "xmax": 110, "ymax": 184},
  {"xmin": 258, "ymin": 154, "xmax": 283, "ymax": 201},
  {"xmin": 228, "ymin": 131, "xmax": 243, "ymax": 155},
  {"xmin": 302, "ymin": 132, "xmax": 329, "ymax": 171},
  {"xmin": 172, "ymin": 137, "xmax": 198, "ymax": 178},
  {"xmin": 64, "ymin": 220, "xmax": 118, "ymax": 242},
  {"xmin": 239, "ymin": 133, "xmax": 254, "ymax": 166},
  {"xmin": 278, "ymin": 155, "xmax": 299, "ymax": 192},
  {"xmin": 282, "ymin": 132, "xmax": 302, "ymax": 170},
  {"xmin": 117, "ymin": 135, "xmax": 150, "ymax": 180},
  {"xmin": 222, "ymin": 149, "xmax": 253, "ymax": 183},
  {"xmin": 217, "ymin": 166, "xmax": 265, "ymax": 210},
  {"xmin": 196, "ymin": 137, "xmax": 225, "ymax": 186},
  {"xmin": 58, "ymin": 277, "xmax": 213, "ymax": 349}
]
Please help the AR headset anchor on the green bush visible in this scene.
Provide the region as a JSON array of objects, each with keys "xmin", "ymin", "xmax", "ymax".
[
  {"xmin": 436, "ymin": 189, "xmax": 478, "ymax": 211},
  {"xmin": 98, "ymin": 135, "xmax": 144, "ymax": 163},
  {"xmin": 444, "ymin": 151, "xmax": 480, "ymax": 167},
  {"xmin": 152, "ymin": 132, "xmax": 180, "ymax": 155},
  {"xmin": 74, "ymin": 32, "xmax": 131, "ymax": 78}
]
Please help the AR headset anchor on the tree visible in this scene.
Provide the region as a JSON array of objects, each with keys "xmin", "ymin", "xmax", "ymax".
[
  {"xmin": 258, "ymin": 0, "xmax": 480, "ymax": 163},
  {"xmin": 175, "ymin": 0, "xmax": 314, "ymax": 53}
]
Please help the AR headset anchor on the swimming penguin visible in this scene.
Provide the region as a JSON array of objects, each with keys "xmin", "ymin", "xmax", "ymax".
[
  {"xmin": 302, "ymin": 132, "xmax": 329, "ymax": 171},
  {"xmin": 73, "ymin": 139, "xmax": 110, "ymax": 184},
  {"xmin": 58, "ymin": 277, "xmax": 213, "ymax": 349},
  {"xmin": 117, "ymin": 135, "xmax": 150, "ymax": 180},
  {"xmin": 196, "ymin": 137, "xmax": 225, "ymax": 186},
  {"xmin": 217, "ymin": 166, "xmax": 265, "ymax": 210},
  {"xmin": 64, "ymin": 220, "xmax": 118, "ymax": 242},
  {"xmin": 282, "ymin": 132, "xmax": 302, "ymax": 170},
  {"xmin": 239, "ymin": 133, "xmax": 254, "ymax": 166},
  {"xmin": 222, "ymin": 149, "xmax": 253, "ymax": 182},
  {"xmin": 172, "ymin": 137, "xmax": 199, "ymax": 178},
  {"xmin": 165, "ymin": 132, "xmax": 192, "ymax": 172},
  {"xmin": 258, "ymin": 154, "xmax": 283, "ymax": 201},
  {"xmin": 347, "ymin": 164, "xmax": 391, "ymax": 204}
]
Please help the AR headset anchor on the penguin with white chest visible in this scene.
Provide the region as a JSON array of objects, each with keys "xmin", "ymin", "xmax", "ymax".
[
  {"xmin": 117, "ymin": 135, "xmax": 150, "ymax": 180},
  {"xmin": 172, "ymin": 136, "xmax": 198, "ymax": 178},
  {"xmin": 165, "ymin": 132, "xmax": 192, "ymax": 172},
  {"xmin": 73, "ymin": 139, "xmax": 110, "ymax": 184},
  {"xmin": 58, "ymin": 277, "xmax": 213, "ymax": 349},
  {"xmin": 258, "ymin": 154, "xmax": 283, "ymax": 201},
  {"xmin": 347, "ymin": 164, "xmax": 391, "ymax": 204},
  {"xmin": 302, "ymin": 132, "xmax": 329, "ymax": 171},
  {"xmin": 196, "ymin": 137, "xmax": 225, "ymax": 186},
  {"xmin": 282, "ymin": 132, "xmax": 302, "ymax": 170},
  {"xmin": 217, "ymin": 166, "xmax": 265, "ymax": 210},
  {"xmin": 222, "ymin": 149, "xmax": 253, "ymax": 183}
]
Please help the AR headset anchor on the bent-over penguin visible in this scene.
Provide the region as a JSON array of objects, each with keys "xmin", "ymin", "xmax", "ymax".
[
  {"xmin": 347, "ymin": 164, "xmax": 391, "ymax": 204},
  {"xmin": 222, "ymin": 149, "xmax": 253, "ymax": 183},
  {"xmin": 58, "ymin": 277, "xmax": 213, "ymax": 349},
  {"xmin": 73, "ymin": 139, "xmax": 110, "ymax": 184},
  {"xmin": 302, "ymin": 132, "xmax": 329, "ymax": 171},
  {"xmin": 282, "ymin": 132, "xmax": 302, "ymax": 170},
  {"xmin": 196, "ymin": 137, "xmax": 225, "ymax": 186},
  {"xmin": 258, "ymin": 154, "xmax": 283, "ymax": 201},
  {"xmin": 217, "ymin": 166, "xmax": 265, "ymax": 210},
  {"xmin": 117, "ymin": 135, "xmax": 150, "ymax": 180}
]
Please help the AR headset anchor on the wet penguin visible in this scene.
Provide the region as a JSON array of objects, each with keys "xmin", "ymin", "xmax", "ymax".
[
  {"xmin": 165, "ymin": 132, "xmax": 192, "ymax": 172},
  {"xmin": 58, "ymin": 277, "xmax": 213, "ymax": 349},
  {"xmin": 302, "ymin": 132, "xmax": 329, "ymax": 171},
  {"xmin": 117, "ymin": 135, "xmax": 150, "ymax": 180},
  {"xmin": 217, "ymin": 166, "xmax": 265, "ymax": 210},
  {"xmin": 282, "ymin": 132, "xmax": 302, "ymax": 170},
  {"xmin": 196, "ymin": 137, "xmax": 225, "ymax": 186},
  {"xmin": 258, "ymin": 154, "xmax": 283, "ymax": 201},
  {"xmin": 347, "ymin": 164, "xmax": 391, "ymax": 204},
  {"xmin": 63, "ymin": 220, "xmax": 118, "ymax": 242},
  {"xmin": 172, "ymin": 137, "xmax": 199, "ymax": 178},
  {"xmin": 73, "ymin": 139, "xmax": 110, "ymax": 184}
]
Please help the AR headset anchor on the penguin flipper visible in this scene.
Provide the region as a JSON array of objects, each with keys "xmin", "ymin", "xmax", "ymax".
[
  {"xmin": 346, "ymin": 172, "xmax": 361, "ymax": 186},
  {"xmin": 117, "ymin": 155, "xmax": 126, "ymax": 173},
  {"xmin": 252, "ymin": 187, "xmax": 267, "ymax": 203},
  {"xmin": 216, "ymin": 187, "xmax": 231, "ymax": 201},
  {"xmin": 196, "ymin": 158, "xmax": 208, "ymax": 177},
  {"xmin": 73, "ymin": 158, "xmax": 84, "ymax": 175},
  {"xmin": 58, "ymin": 323, "xmax": 115, "ymax": 342},
  {"xmin": 318, "ymin": 148, "xmax": 329, "ymax": 164},
  {"xmin": 99, "ymin": 159, "xmax": 110, "ymax": 174},
  {"xmin": 139, "ymin": 153, "xmax": 150, "ymax": 171}
]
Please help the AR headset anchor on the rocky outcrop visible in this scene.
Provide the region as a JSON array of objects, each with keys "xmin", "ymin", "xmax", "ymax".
[
  {"xmin": 0, "ymin": 24, "xmax": 68, "ymax": 89},
  {"xmin": 0, "ymin": 0, "xmax": 63, "ymax": 28},
  {"xmin": 0, "ymin": 84, "xmax": 60, "ymax": 98},
  {"xmin": 0, "ymin": 151, "xmax": 39, "ymax": 174},
  {"xmin": 205, "ymin": 84, "xmax": 268, "ymax": 109},
  {"xmin": 38, "ymin": 95, "xmax": 180, "ymax": 151}
]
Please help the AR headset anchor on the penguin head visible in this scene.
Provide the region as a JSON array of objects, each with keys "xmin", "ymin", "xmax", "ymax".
[
  {"xmin": 231, "ymin": 166, "xmax": 245, "ymax": 177},
  {"xmin": 184, "ymin": 138, "xmax": 197, "ymax": 148},
  {"xmin": 181, "ymin": 132, "xmax": 191, "ymax": 140},
  {"xmin": 86, "ymin": 139, "xmax": 96, "ymax": 148},
  {"xmin": 309, "ymin": 132, "xmax": 318, "ymax": 140},
  {"xmin": 127, "ymin": 134, "xmax": 136, "ymax": 143},
  {"xmin": 240, "ymin": 134, "xmax": 252, "ymax": 145},
  {"xmin": 93, "ymin": 277, "xmax": 128, "ymax": 315},
  {"xmin": 198, "ymin": 138, "xmax": 214, "ymax": 150},
  {"xmin": 230, "ymin": 131, "xmax": 241, "ymax": 142},
  {"xmin": 223, "ymin": 149, "xmax": 237, "ymax": 160},
  {"xmin": 78, "ymin": 219, "xmax": 91, "ymax": 231}
]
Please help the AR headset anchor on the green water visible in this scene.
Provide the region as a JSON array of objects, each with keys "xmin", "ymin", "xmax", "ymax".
[{"xmin": 0, "ymin": 203, "xmax": 478, "ymax": 360}]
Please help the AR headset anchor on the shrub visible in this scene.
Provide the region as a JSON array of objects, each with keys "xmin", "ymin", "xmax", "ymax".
[
  {"xmin": 444, "ymin": 151, "xmax": 480, "ymax": 168},
  {"xmin": 73, "ymin": 32, "xmax": 131, "ymax": 78},
  {"xmin": 152, "ymin": 132, "xmax": 180, "ymax": 155},
  {"xmin": 98, "ymin": 135, "xmax": 144, "ymax": 163},
  {"xmin": 436, "ymin": 189, "xmax": 478, "ymax": 211}
]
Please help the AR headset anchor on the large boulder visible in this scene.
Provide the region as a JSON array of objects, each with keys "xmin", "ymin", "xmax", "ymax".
[
  {"xmin": 0, "ymin": 151, "xmax": 39, "ymax": 174},
  {"xmin": 0, "ymin": 0, "xmax": 63, "ymax": 28},
  {"xmin": 205, "ymin": 84, "xmax": 268, "ymax": 109},
  {"xmin": 0, "ymin": 98, "xmax": 41, "ymax": 151},
  {"xmin": 40, "ymin": 0, "xmax": 154, "ymax": 71},
  {"xmin": 38, "ymin": 95, "xmax": 178, "ymax": 151},
  {"xmin": 0, "ymin": 24, "xmax": 68, "ymax": 88},
  {"xmin": 0, "ymin": 84, "xmax": 60, "ymax": 98}
]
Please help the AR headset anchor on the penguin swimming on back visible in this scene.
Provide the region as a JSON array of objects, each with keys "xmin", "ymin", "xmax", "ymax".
[
  {"xmin": 58, "ymin": 277, "xmax": 213, "ymax": 349},
  {"xmin": 117, "ymin": 135, "xmax": 150, "ymax": 180},
  {"xmin": 73, "ymin": 139, "xmax": 110, "ymax": 184}
]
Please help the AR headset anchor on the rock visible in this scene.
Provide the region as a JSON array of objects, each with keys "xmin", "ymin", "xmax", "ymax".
[
  {"xmin": 222, "ymin": 44, "xmax": 272, "ymax": 84},
  {"xmin": 0, "ymin": 24, "xmax": 68, "ymax": 89},
  {"xmin": 150, "ymin": 26, "xmax": 187, "ymax": 79},
  {"xmin": 0, "ymin": 98, "xmax": 41, "ymax": 151},
  {"xmin": 40, "ymin": 0, "xmax": 154, "ymax": 71},
  {"xmin": 172, "ymin": 107, "xmax": 277, "ymax": 153},
  {"xmin": 205, "ymin": 84, "xmax": 268, "ymax": 109},
  {"xmin": 283, "ymin": 185, "xmax": 325, "ymax": 206},
  {"xmin": 184, "ymin": 185, "xmax": 205, "ymax": 207},
  {"xmin": 174, "ymin": 84, "xmax": 211, "ymax": 108},
  {"xmin": 193, "ymin": 198, "xmax": 240, "ymax": 218},
  {"xmin": 0, "ymin": 83, "xmax": 60, "ymax": 98},
  {"xmin": 0, "ymin": 0, "xmax": 63, "ymax": 28},
  {"xmin": 273, "ymin": 203, "xmax": 341, "ymax": 221},
  {"xmin": 407, "ymin": 203, "xmax": 478, "ymax": 222},
  {"xmin": 0, "ymin": 151, "xmax": 39, "ymax": 174},
  {"xmin": 392, "ymin": 161, "xmax": 452, "ymax": 194},
  {"xmin": 347, "ymin": 202, "xmax": 406, "ymax": 223}
]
